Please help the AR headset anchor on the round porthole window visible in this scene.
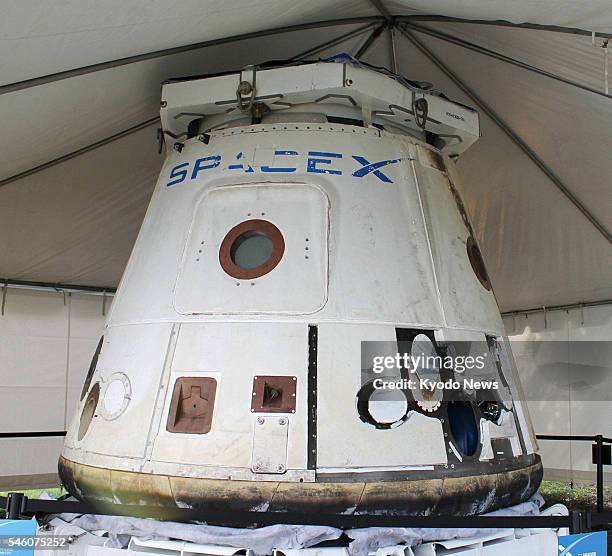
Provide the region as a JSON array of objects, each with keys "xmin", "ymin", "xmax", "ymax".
[
  {"xmin": 356, "ymin": 380, "xmax": 411, "ymax": 429},
  {"xmin": 219, "ymin": 219, "xmax": 285, "ymax": 279},
  {"xmin": 100, "ymin": 373, "xmax": 131, "ymax": 421},
  {"xmin": 466, "ymin": 236, "xmax": 491, "ymax": 291}
]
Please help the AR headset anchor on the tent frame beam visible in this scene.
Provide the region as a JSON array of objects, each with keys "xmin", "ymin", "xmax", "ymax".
[
  {"xmin": 368, "ymin": 0, "xmax": 393, "ymax": 23},
  {"xmin": 397, "ymin": 25, "xmax": 612, "ymax": 246},
  {"xmin": 0, "ymin": 17, "xmax": 384, "ymax": 96},
  {"xmin": 0, "ymin": 23, "xmax": 380, "ymax": 189},
  {"xmin": 291, "ymin": 23, "xmax": 377, "ymax": 60},
  {"xmin": 389, "ymin": 26, "xmax": 398, "ymax": 73},
  {"xmin": 0, "ymin": 278, "xmax": 116, "ymax": 296},
  {"xmin": 3, "ymin": 14, "xmax": 612, "ymax": 96},
  {"xmin": 355, "ymin": 25, "xmax": 386, "ymax": 58},
  {"xmin": 403, "ymin": 21, "xmax": 611, "ymax": 99},
  {"xmin": 397, "ymin": 15, "xmax": 612, "ymax": 40},
  {"xmin": 0, "ymin": 117, "xmax": 159, "ymax": 189},
  {"xmin": 501, "ymin": 298, "xmax": 612, "ymax": 318}
]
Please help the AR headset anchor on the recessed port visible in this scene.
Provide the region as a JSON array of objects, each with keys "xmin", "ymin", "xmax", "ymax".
[{"xmin": 166, "ymin": 377, "xmax": 217, "ymax": 434}]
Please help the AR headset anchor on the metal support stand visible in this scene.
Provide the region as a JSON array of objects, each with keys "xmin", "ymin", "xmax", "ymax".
[
  {"xmin": 5, "ymin": 493, "xmax": 26, "ymax": 520},
  {"xmin": 595, "ymin": 434, "xmax": 604, "ymax": 513},
  {"xmin": 569, "ymin": 509, "xmax": 591, "ymax": 534}
]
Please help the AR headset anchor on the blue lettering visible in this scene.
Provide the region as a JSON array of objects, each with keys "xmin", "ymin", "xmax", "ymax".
[
  {"xmin": 307, "ymin": 151, "xmax": 342, "ymax": 175},
  {"xmin": 228, "ymin": 152, "xmax": 254, "ymax": 173},
  {"xmin": 352, "ymin": 156, "xmax": 402, "ymax": 183},
  {"xmin": 191, "ymin": 156, "xmax": 221, "ymax": 179},
  {"xmin": 166, "ymin": 162, "xmax": 189, "ymax": 187},
  {"xmin": 261, "ymin": 150, "xmax": 298, "ymax": 173}
]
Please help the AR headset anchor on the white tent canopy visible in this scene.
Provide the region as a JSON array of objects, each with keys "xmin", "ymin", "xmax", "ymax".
[{"xmin": 1, "ymin": 1, "xmax": 612, "ymax": 312}]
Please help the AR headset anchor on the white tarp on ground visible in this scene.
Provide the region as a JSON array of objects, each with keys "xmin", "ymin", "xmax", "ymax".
[
  {"xmin": 59, "ymin": 495, "xmax": 545, "ymax": 556},
  {"xmin": 1, "ymin": 1, "xmax": 612, "ymax": 312}
]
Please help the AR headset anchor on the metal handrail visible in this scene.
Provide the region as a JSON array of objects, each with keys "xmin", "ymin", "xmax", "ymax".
[{"xmin": 2, "ymin": 492, "xmax": 610, "ymax": 534}]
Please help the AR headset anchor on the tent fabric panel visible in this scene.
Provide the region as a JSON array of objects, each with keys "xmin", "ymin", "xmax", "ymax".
[
  {"xmin": 504, "ymin": 303, "xmax": 612, "ymax": 483},
  {"xmin": 417, "ymin": 21, "xmax": 612, "ymax": 95},
  {"xmin": 0, "ymin": 1, "xmax": 377, "ymax": 86},
  {"xmin": 0, "ymin": 289, "xmax": 68, "ymax": 432},
  {"xmin": 413, "ymin": 23, "xmax": 612, "ymax": 231},
  {"xmin": 0, "ymin": 13, "xmax": 611, "ymax": 311},
  {"xmin": 4, "ymin": 1, "xmax": 612, "ymax": 90},
  {"xmin": 0, "ymin": 290, "xmax": 106, "ymax": 487},
  {"xmin": 0, "ymin": 24, "xmax": 364, "ymax": 182},
  {"xmin": 0, "ymin": 127, "xmax": 159, "ymax": 287},
  {"xmin": 392, "ymin": 33, "xmax": 612, "ymax": 311},
  {"xmin": 387, "ymin": 1, "xmax": 612, "ymax": 33}
]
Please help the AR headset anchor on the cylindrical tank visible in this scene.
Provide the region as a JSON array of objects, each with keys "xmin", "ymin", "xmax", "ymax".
[{"xmin": 59, "ymin": 60, "xmax": 542, "ymax": 518}]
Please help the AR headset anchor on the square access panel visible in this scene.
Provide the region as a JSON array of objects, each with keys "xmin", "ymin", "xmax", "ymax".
[{"xmin": 174, "ymin": 183, "xmax": 329, "ymax": 314}]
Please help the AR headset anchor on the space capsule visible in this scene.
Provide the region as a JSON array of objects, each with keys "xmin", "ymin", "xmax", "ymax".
[{"xmin": 59, "ymin": 58, "xmax": 542, "ymax": 518}]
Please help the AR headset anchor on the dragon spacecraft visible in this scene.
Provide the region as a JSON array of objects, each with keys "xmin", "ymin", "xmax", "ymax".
[{"xmin": 59, "ymin": 57, "xmax": 542, "ymax": 517}]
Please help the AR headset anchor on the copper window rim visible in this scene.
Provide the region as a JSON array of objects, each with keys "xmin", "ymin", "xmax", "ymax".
[{"xmin": 219, "ymin": 219, "xmax": 285, "ymax": 279}]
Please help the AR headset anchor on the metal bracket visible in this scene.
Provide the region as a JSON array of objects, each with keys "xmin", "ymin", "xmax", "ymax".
[
  {"xmin": 569, "ymin": 509, "xmax": 591, "ymax": 534},
  {"xmin": 237, "ymin": 65, "xmax": 257, "ymax": 115},
  {"xmin": 413, "ymin": 95, "xmax": 428, "ymax": 129}
]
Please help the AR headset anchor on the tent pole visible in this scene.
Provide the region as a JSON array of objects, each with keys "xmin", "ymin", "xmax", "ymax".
[
  {"xmin": 403, "ymin": 22, "xmax": 611, "ymax": 99},
  {"xmin": 0, "ymin": 17, "xmax": 384, "ymax": 96},
  {"xmin": 291, "ymin": 23, "xmax": 378, "ymax": 60},
  {"xmin": 389, "ymin": 26, "xmax": 399, "ymax": 73},
  {"xmin": 397, "ymin": 15, "xmax": 612, "ymax": 40},
  {"xmin": 368, "ymin": 0, "xmax": 393, "ymax": 22},
  {"xmin": 397, "ymin": 25, "xmax": 612, "ymax": 246},
  {"xmin": 0, "ymin": 117, "xmax": 159, "ymax": 189},
  {"xmin": 0, "ymin": 278, "xmax": 116, "ymax": 296},
  {"xmin": 3, "ymin": 15, "xmax": 611, "ymax": 96},
  {"xmin": 355, "ymin": 25, "xmax": 386, "ymax": 59},
  {"xmin": 501, "ymin": 298, "xmax": 612, "ymax": 317}
]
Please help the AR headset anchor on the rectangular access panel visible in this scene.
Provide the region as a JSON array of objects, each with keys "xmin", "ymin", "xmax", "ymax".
[{"xmin": 174, "ymin": 182, "xmax": 329, "ymax": 315}]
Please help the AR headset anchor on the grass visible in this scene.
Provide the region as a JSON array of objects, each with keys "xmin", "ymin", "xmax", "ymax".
[
  {"xmin": 539, "ymin": 480, "xmax": 612, "ymax": 512},
  {"xmin": 0, "ymin": 487, "xmax": 63, "ymax": 499}
]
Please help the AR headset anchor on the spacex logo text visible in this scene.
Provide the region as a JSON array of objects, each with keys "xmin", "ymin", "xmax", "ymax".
[{"xmin": 166, "ymin": 150, "xmax": 411, "ymax": 187}]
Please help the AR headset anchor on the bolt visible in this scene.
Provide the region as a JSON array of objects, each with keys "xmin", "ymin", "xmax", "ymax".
[
  {"xmin": 257, "ymin": 417, "xmax": 265, "ymax": 425},
  {"xmin": 345, "ymin": 79, "xmax": 353, "ymax": 86},
  {"xmin": 277, "ymin": 464, "xmax": 285, "ymax": 472},
  {"xmin": 161, "ymin": 101, "xmax": 167, "ymax": 108},
  {"xmin": 278, "ymin": 418, "xmax": 287, "ymax": 426},
  {"xmin": 237, "ymin": 81, "xmax": 253, "ymax": 96}
]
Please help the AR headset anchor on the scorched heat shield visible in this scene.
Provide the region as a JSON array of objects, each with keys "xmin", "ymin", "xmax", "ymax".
[{"xmin": 60, "ymin": 58, "xmax": 542, "ymax": 518}]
